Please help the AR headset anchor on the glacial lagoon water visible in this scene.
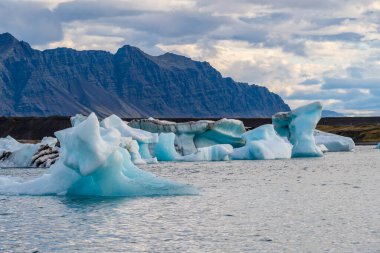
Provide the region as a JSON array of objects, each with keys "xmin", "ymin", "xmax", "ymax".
[{"xmin": 0, "ymin": 146, "xmax": 379, "ymax": 252}]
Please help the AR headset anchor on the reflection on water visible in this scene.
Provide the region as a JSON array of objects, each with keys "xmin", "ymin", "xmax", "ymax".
[{"xmin": 1, "ymin": 146, "xmax": 380, "ymax": 252}]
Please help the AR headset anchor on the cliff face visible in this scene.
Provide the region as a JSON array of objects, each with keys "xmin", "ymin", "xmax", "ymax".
[{"xmin": 0, "ymin": 33, "xmax": 290, "ymax": 117}]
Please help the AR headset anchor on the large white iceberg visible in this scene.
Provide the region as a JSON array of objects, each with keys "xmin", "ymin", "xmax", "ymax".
[
  {"xmin": 230, "ymin": 124, "xmax": 292, "ymax": 160},
  {"xmin": 314, "ymin": 130, "xmax": 355, "ymax": 152},
  {"xmin": 273, "ymin": 102, "xmax": 323, "ymax": 158},
  {"xmin": 0, "ymin": 114, "xmax": 196, "ymax": 197}
]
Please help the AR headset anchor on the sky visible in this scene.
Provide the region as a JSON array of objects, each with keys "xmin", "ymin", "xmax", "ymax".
[{"xmin": 1, "ymin": 0, "xmax": 380, "ymax": 115}]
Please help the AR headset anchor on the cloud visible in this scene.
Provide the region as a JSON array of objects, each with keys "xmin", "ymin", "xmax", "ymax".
[
  {"xmin": 298, "ymin": 32, "xmax": 364, "ymax": 42},
  {"xmin": 322, "ymin": 77, "xmax": 380, "ymax": 89},
  {"xmin": 299, "ymin": 79, "xmax": 320, "ymax": 85},
  {"xmin": 0, "ymin": 0, "xmax": 380, "ymax": 114},
  {"xmin": 0, "ymin": 1, "xmax": 63, "ymax": 44}
]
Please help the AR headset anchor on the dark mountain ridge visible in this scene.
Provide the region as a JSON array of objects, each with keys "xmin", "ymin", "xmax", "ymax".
[{"xmin": 0, "ymin": 32, "xmax": 290, "ymax": 117}]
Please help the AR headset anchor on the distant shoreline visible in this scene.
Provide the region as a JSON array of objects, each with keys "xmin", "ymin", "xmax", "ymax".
[{"xmin": 1, "ymin": 116, "xmax": 379, "ymax": 144}]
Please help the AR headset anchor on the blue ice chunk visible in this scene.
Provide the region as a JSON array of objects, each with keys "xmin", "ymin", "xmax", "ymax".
[
  {"xmin": 230, "ymin": 124, "xmax": 292, "ymax": 160},
  {"xmin": 273, "ymin": 102, "xmax": 323, "ymax": 158},
  {"xmin": 0, "ymin": 113, "xmax": 196, "ymax": 197},
  {"xmin": 154, "ymin": 133, "xmax": 179, "ymax": 161},
  {"xmin": 178, "ymin": 144, "xmax": 233, "ymax": 162}
]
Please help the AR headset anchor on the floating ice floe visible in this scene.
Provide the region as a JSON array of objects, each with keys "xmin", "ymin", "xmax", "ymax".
[
  {"xmin": 178, "ymin": 144, "xmax": 233, "ymax": 162},
  {"xmin": 0, "ymin": 113, "xmax": 196, "ymax": 196},
  {"xmin": 0, "ymin": 136, "xmax": 40, "ymax": 167},
  {"xmin": 273, "ymin": 102, "xmax": 323, "ymax": 158},
  {"xmin": 129, "ymin": 118, "xmax": 245, "ymax": 155},
  {"xmin": 230, "ymin": 124, "xmax": 292, "ymax": 160},
  {"xmin": 0, "ymin": 135, "xmax": 59, "ymax": 168},
  {"xmin": 314, "ymin": 130, "xmax": 355, "ymax": 152}
]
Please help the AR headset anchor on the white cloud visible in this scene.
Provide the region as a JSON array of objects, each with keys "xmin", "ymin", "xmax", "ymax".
[{"xmin": 1, "ymin": 0, "xmax": 380, "ymax": 114}]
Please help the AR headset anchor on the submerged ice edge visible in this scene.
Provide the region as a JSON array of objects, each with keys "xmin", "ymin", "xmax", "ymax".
[{"xmin": 0, "ymin": 113, "xmax": 197, "ymax": 197}]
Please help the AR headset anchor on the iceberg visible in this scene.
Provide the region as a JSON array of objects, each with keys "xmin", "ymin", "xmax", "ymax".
[
  {"xmin": 154, "ymin": 133, "xmax": 180, "ymax": 161},
  {"xmin": 317, "ymin": 144, "xmax": 329, "ymax": 153},
  {"xmin": 101, "ymin": 115, "xmax": 158, "ymax": 144},
  {"xmin": 314, "ymin": 130, "xmax": 355, "ymax": 152},
  {"xmin": 40, "ymin": 136, "xmax": 58, "ymax": 147},
  {"xmin": 0, "ymin": 113, "xmax": 196, "ymax": 197},
  {"xmin": 0, "ymin": 136, "xmax": 60, "ymax": 168},
  {"xmin": 0, "ymin": 136, "xmax": 39, "ymax": 167},
  {"xmin": 129, "ymin": 118, "xmax": 245, "ymax": 155},
  {"xmin": 31, "ymin": 144, "xmax": 59, "ymax": 168},
  {"xmin": 120, "ymin": 137, "xmax": 146, "ymax": 165},
  {"xmin": 70, "ymin": 114, "xmax": 88, "ymax": 127},
  {"xmin": 100, "ymin": 115, "xmax": 158, "ymax": 162},
  {"xmin": 178, "ymin": 144, "xmax": 233, "ymax": 162},
  {"xmin": 230, "ymin": 124, "xmax": 292, "ymax": 160},
  {"xmin": 376, "ymin": 143, "xmax": 380, "ymax": 149},
  {"xmin": 273, "ymin": 102, "xmax": 323, "ymax": 158}
]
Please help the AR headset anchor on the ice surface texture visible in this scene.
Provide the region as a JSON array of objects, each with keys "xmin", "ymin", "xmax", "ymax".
[
  {"xmin": 129, "ymin": 118, "xmax": 245, "ymax": 155},
  {"xmin": 178, "ymin": 144, "xmax": 233, "ymax": 162},
  {"xmin": 100, "ymin": 115, "xmax": 158, "ymax": 163},
  {"xmin": 230, "ymin": 125, "xmax": 292, "ymax": 160},
  {"xmin": 70, "ymin": 114, "xmax": 88, "ymax": 127},
  {"xmin": 0, "ymin": 136, "xmax": 39, "ymax": 167},
  {"xmin": 273, "ymin": 102, "xmax": 323, "ymax": 158},
  {"xmin": 0, "ymin": 114, "xmax": 196, "ymax": 196},
  {"xmin": 154, "ymin": 133, "xmax": 180, "ymax": 161},
  {"xmin": 314, "ymin": 130, "xmax": 355, "ymax": 152}
]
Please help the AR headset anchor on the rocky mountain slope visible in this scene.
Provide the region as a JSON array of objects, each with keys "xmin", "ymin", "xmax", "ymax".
[{"xmin": 0, "ymin": 33, "xmax": 290, "ymax": 117}]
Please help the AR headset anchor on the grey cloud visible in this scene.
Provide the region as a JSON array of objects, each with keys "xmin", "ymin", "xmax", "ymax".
[
  {"xmin": 240, "ymin": 13, "xmax": 292, "ymax": 24},
  {"xmin": 198, "ymin": 0, "xmax": 344, "ymax": 10},
  {"xmin": 311, "ymin": 18, "xmax": 356, "ymax": 28},
  {"xmin": 287, "ymin": 89, "xmax": 363, "ymax": 100},
  {"xmin": 55, "ymin": 0, "xmax": 142, "ymax": 21},
  {"xmin": 296, "ymin": 32, "xmax": 364, "ymax": 42},
  {"xmin": 0, "ymin": 1, "xmax": 62, "ymax": 44},
  {"xmin": 322, "ymin": 77, "xmax": 380, "ymax": 89},
  {"xmin": 299, "ymin": 79, "xmax": 320, "ymax": 85},
  {"xmin": 346, "ymin": 67, "xmax": 364, "ymax": 79}
]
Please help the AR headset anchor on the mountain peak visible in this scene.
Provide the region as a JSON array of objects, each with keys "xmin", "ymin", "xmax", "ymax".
[
  {"xmin": 0, "ymin": 32, "xmax": 19, "ymax": 48},
  {"xmin": 0, "ymin": 32, "xmax": 33, "ymax": 56},
  {"xmin": 116, "ymin": 45, "xmax": 144, "ymax": 54},
  {"xmin": 0, "ymin": 34, "xmax": 290, "ymax": 117}
]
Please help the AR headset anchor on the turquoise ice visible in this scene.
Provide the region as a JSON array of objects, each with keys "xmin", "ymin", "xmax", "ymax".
[
  {"xmin": 273, "ymin": 102, "xmax": 323, "ymax": 158},
  {"xmin": 230, "ymin": 124, "xmax": 292, "ymax": 160},
  {"xmin": 0, "ymin": 114, "xmax": 196, "ymax": 197}
]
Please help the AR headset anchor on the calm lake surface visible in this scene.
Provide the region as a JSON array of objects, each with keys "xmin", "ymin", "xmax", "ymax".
[{"xmin": 0, "ymin": 146, "xmax": 379, "ymax": 252}]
